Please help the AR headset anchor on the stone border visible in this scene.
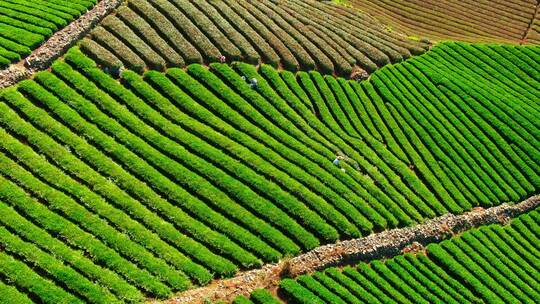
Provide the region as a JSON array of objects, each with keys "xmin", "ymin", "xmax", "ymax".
[
  {"xmin": 160, "ymin": 195, "xmax": 539, "ymax": 304},
  {"xmin": 0, "ymin": 0, "xmax": 124, "ymax": 89}
]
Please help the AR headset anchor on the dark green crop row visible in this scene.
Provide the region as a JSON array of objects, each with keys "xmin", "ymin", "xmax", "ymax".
[
  {"xmin": 0, "ymin": 0, "xmax": 97, "ymax": 67},
  {"xmin": 82, "ymin": 0, "xmax": 428, "ymax": 75},
  {"xmin": 234, "ymin": 208, "xmax": 539, "ymax": 304}
]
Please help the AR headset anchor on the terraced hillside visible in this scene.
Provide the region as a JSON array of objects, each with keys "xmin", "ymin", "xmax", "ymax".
[
  {"xmin": 349, "ymin": 0, "xmax": 540, "ymax": 44},
  {"xmin": 528, "ymin": 9, "xmax": 540, "ymax": 44},
  {"xmin": 233, "ymin": 207, "xmax": 540, "ymax": 304},
  {"xmin": 0, "ymin": 0, "xmax": 99, "ymax": 68},
  {"xmin": 0, "ymin": 42, "xmax": 537, "ymax": 303},
  {"xmin": 79, "ymin": 0, "xmax": 428, "ymax": 77}
]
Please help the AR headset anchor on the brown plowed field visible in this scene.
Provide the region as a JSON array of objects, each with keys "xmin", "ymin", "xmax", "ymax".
[{"xmin": 349, "ymin": 0, "xmax": 539, "ymax": 44}]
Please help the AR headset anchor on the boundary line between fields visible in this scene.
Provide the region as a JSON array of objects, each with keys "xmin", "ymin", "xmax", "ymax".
[
  {"xmin": 521, "ymin": 1, "xmax": 540, "ymax": 43},
  {"xmin": 160, "ymin": 195, "xmax": 539, "ymax": 304},
  {"xmin": 0, "ymin": 0, "xmax": 124, "ymax": 89}
]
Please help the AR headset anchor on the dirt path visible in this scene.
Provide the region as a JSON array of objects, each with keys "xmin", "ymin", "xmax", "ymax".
[
  {"xmin": 0, "ymin": 0, "xmax": 124, "ymax": 89},
  {"xmin": 157, "ymin": 195, "xmax": 539, "ymax": 304}
]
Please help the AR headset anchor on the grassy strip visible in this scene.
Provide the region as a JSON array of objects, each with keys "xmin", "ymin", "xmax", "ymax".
[
  {"xmin": 297, "ymin": 275, "xmax": 347, "ymax": 304},
  {"xmin": 393, "ymin": 256, "xmax": 459, "ymax": 303},
  {"xmin": 123, "ymin": 71, "xmax": 321, "ymax": 251},
  {"xmin": 0, "ymin": 23, "xmax": 44, "ymax": 48},
  {"xmin": 191, "ymin": 1, "xmax": 259, "ymax": 64},
  {"xmin": 254, "ymin": 64, "xmax": 391, "ymax": 228},
  {"xmin": 266, "ymin": 68, "xmax": 402, "ymax": 227},
  {"xmin": 128, "ymin": 0, "xmax": 201, "ymax": 64},
  {"xmin": 327, "ymin": 267, "xmax": 381, "ymax": 303},
  {"xmin": 148, "ymin": 0, "xmax": 221, "ymax": 62},
  {"xmin": 313, "ymin": 271, "xmax": 367, "ymax": 304},
  {"xmin": 249, "ymin": 289, "xmax": 281, "ymax": 304},
  {"xmin": 255, "ymin": 1, "xmax": 335, "ymax": 74},
  {"xmin": 375, "ymin": 71, "xmax": 494, "ymax": 207},
  {"xmin": 169, "ymin": 0, "xmax": 241, "ymax": 61},
  {"xmin": 2, "ymin": 0, "xmax": 75, "ymax": 20},
  {"xmin": 0, "ymin": 6, "xmax": 57, "ymax": 30},
  {"xmin": 185, "ymin": 64, "xmax": 351, "ymax": 239},
  {"xmin": 394, "ymin": 62, "xmax": 528, "ymax": 199},
  {"xmin": 405, "ymin": 59, "xmax": 539, "ymax": 189},
  {"xmin": 232, "ymin": 64, "xmax": 379, "ymax": 231},
  {"xmin": 79, "ymin": 38, "xmax": 123, "ymax": 72},
  {"xmin": 0, "ymin": 15, "xmax": 52, "ymax": 36},
  {"xmin": 0, "ymin": 1, "xmax": 66, "ymax": 27},
  {"xmin": 89, "ymin": 26, "xmax": 145, "ymax": 73},
  {"xmin": 298, "ymin": 72, "xmax": 424, "ymax": 222},
  {"xmin": 142, "ymin": 68, "xmax": 324, "ymax": 248},
  {"xmin": 280, "ymin": 279, "xmax": 324, "ymax": 304},
  {"xmin": 384, "ymin": 65, "xmax": 515, "ymax": 200}
]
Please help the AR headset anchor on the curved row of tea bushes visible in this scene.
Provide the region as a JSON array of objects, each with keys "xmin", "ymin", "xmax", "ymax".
[
  {"xmin": 81, "ymin": 0, "xmax": 428, "ymax": 76},
  {"xmin": 0, "ymin": 42, "xmax": 537, "ymax": 301}
]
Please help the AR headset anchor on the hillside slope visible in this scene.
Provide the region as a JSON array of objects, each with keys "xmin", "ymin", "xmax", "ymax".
[
  {"xmin": 234, "ymin": 206, "xmax": 540, "ymax": 304},
  {"xmin": 79, "ymin": 0, "xmax": 428, "ymax": 77},
  {"xmin": 0, "ymin": 42, "xmax": 537, "ymax": 302},
  {"xmin": 349, "ymin": 0, "xmax": 539, "ymax": 44}
]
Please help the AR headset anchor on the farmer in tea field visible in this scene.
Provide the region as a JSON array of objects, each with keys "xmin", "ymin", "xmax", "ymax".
[
  {"xmin": 241, "ymin": 75, "xmax": 258, "ymax": 89},
  {"xmin": 333, "ymin": 155, "xmax": 347, "ymax": 172},
  {"xmin": 333, "ymin": 155, "xmax": 344, "ymax": 166},
  {"xmin": 250, "ymin": 78, "xmax": 258, "ymax": 88}
]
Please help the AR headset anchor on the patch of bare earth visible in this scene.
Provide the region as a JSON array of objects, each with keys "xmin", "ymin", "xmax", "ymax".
[
  {"xmin": 0, "ymin": 0, "xmax": 124, "ymax": 89},
  {"xmin": 158, "ymin": 195, "xmax": 539, "ymax": 304}
]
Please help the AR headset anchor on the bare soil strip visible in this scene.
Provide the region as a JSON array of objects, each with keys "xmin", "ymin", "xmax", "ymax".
[
  {"xmin": 159, "ymin": 195, "xmax": 539, "ymax": 304},
  {"xmin": 0, "ymin": 0, "xmax": 124, "ymax": 89}
]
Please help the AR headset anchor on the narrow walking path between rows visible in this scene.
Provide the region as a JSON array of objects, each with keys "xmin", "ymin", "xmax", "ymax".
[
  {"xmin": 0, "ymin": 0, "xmax": 124, "ymax": 89},
  {"xmin": 160, "ymin": 195, "xmax": 540, "ymax": 304}
]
